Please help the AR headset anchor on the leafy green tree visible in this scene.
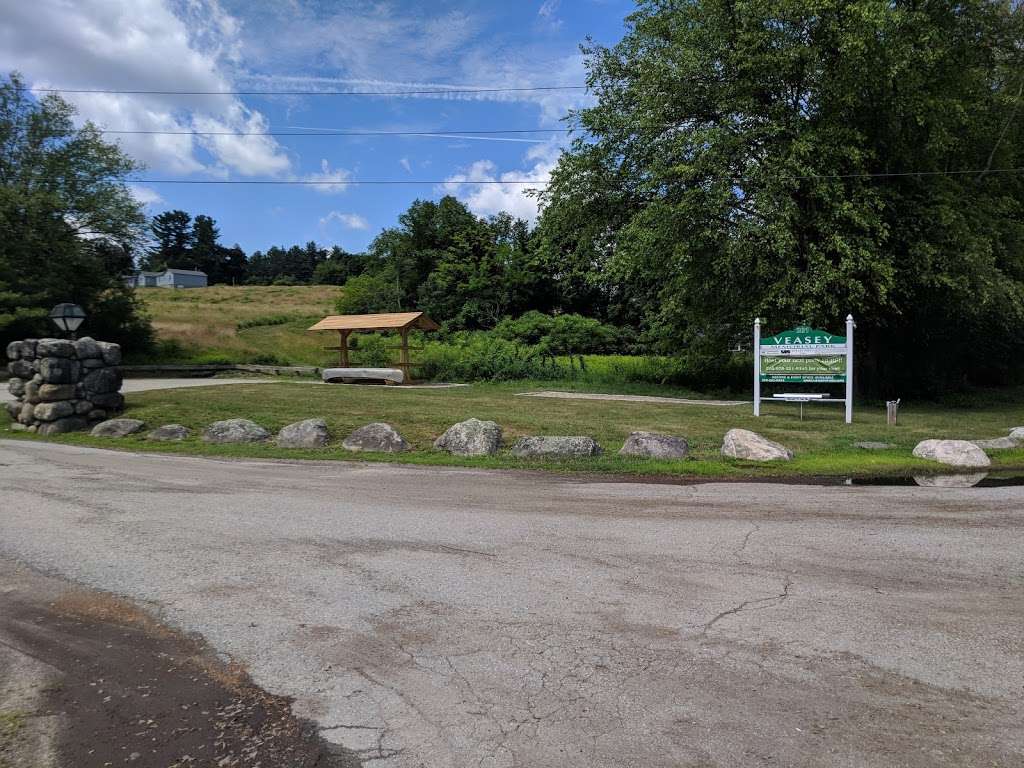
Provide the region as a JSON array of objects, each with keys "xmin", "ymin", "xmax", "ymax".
[
  {"xmin": 145, "ymin": 210, "xmax": 194, "ymax": 270},
  {"xmin": 189, "ymin": 214, "xmax": 221, "ymax": 278},
  {"xmin": 336, "ymin": 272, "xmax": 401, "ymax": 314},
  {"xmin": 0, "ymin": 72, "xmax": 151, "ymax": 352},
  {"xmin": 539, "ymin": 0, "xmax": 1024, "ymax": 394}
]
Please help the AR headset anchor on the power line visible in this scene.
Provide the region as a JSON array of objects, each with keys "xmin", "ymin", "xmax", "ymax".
[
  {"xmin": 124, "ymin": 167, "xmax": 1024, "ymax": 186},
  {"xmin": 21, "ymin": 85, "xmax": 587, "ymax": 97},
  {"xmin": 99, "ymin": 128, "xmax": 573, "ymax": 137}
]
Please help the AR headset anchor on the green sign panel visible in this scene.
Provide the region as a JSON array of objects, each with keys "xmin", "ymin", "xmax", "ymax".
[{"xmin": 759, "ymin": 325, "xmax": 848, "ymax": 383}]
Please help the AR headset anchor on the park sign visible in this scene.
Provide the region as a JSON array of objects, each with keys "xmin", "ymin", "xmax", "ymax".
[{"xmin": 754, "ymin": 317, "xmax": 855, "ymax": 423}]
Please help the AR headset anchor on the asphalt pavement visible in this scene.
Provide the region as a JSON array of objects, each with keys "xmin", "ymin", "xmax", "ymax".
[{"xmin": 0, "ymin": 439, "xmax": 1021, "ymax": 767}]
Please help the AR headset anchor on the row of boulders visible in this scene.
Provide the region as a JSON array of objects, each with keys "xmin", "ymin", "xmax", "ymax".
[{"xmin": 5, "ymin": 337, "xmax": 123, "ymax": 435}]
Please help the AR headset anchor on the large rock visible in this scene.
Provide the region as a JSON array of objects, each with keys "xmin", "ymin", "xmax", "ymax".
[
  {"xmin": 90, "ymin": 392, "xmax": 125, "ymax": 411},
  {"xmin": 81, "ymin": 357, "xmax": 106, "ymax": 369},
  {"xmin": 1009, "ymin": 427, "xmax": 1024, "ymax": 441},
  {"xmin": 38, "ymin": 356, "xmax": 79, "ymax": 384},
  {"xmin": 8, "ymin": 359, "xmax": 33, "ymax": 379},
  {"xmin": 22, "ymin": 380, "xmax": 41, "ymax": 404},
  {"xmin": 36, "ymin": 416, "xmax": 87, "ymax": 435},
  {"xmin": 91, "ymin": 418, "xmax": 147, "ymax": 437},
  {"xmin": 33, "ymin": 401, "xmax": 74, "ymax": 422},
  {"xmin": 342, "ymin": 422, "xmax": 410, "ymax": 453},
  {"xmin": 511, "ymin": 436, "xmax": 602, "ymax": 458},
  {"xmin": 434, "ymin": 418, "xmax": 502, "ymax": 456},
  {"xmin": 619, "ymin": 431, "xmax": 688, "ymax": 459},
  {"xmin": 17, "ymin": 402, "xmax": 35, "ymax": 425},
  {"xmin": 277, "ymin": 418, "xmax": 331, "ymax": 449},
  {"xmin": 914, "ymin": 473, "xmax": 988, "ymax": 488},
  {"xmin": 721, "ymin": 429, "xmax": 793, "ymax": 461},
  {"xmin": 7, "ymin": 377, "xmax": 25, "ymax": 397},
  {"xmin": 5, "ymin": 340, "xmax": 21, "ymax": 360},
  {"xmin": 203, "ymin": 418, "xmax": 270, "ymax": 444},
  {"xmin": 96, "ymin": 341, "xmax": 122, "ymax": 366},
  {"xmin": 36, "ymin": 338, "xmax": 76, "ymax": 358},
  {"xmin": 74, "ymin": 400, "xmax": 94, "ymax": 416},
  {"xmin": 148, "ymin": 424, "xmax": 192, "ymax": 442},
  {"xmin": 82, "ymin": 367, "xmax": 122, "ymax": 395},
  {"xmin": 5, "ymin": 401, "xmax": 20, "ymax": 420},
  {"xmin": 73, "ymin": 337, "xmax": 101, "ymax": 360},
  {"xmin": 912, "ymin": 439, "xmax": 991, "ymax": 468},
  {"xmin": 971, "ymin": 437, "xmax": 1021, "ymax": 451},
  {"xmin": 38, "ymin": 383, "xmax": 75, "ymax": 402}
]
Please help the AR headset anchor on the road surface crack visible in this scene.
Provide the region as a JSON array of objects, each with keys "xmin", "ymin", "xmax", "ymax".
[{"xmin": 701, "ymin": 577, "xmax": 792, "ymax": 636}]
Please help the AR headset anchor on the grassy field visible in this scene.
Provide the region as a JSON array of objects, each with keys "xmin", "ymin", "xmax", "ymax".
[
  {"xmin": 134, "ymin": 285, "xmax": 339, "ymax": 365},
  {"xmin": 4, "ymin": 381, "xmax": 1023, "ymax": 478}
]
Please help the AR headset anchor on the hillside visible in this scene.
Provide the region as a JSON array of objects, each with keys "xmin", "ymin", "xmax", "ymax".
[{"xmin": 134, "ymin": 285, "xmax": 339, "ymax": 366}]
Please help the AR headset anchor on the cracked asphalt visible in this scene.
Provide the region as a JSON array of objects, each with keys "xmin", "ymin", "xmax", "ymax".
[{"xmin": 1, "ymin": 439, "xmax": 1022, "ymax": 767}]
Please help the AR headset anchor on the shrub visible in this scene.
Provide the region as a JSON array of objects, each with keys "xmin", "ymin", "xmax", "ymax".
[
  {"xmin": 336, "ymin": 273, "xmax": 400, "ymax": 315},
  {"xmin": 417, "ymin": 333, "xmax": 565, "ymax": 382},
  {"xmin": 236, "ymin": 314, "xmax": 296, "ymax": 331},
  {"xmin": 348, "ymin": 333, "xmax": 393, "ymax": 367}
]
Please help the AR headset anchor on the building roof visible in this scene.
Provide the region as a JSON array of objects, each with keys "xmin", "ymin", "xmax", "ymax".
[
  {"xmin": 164, "ymin": 269, "xmax": 207, "ymax": 276},
  {"xmin": 308, "ymin": 312, "xmax": 440, "ymax": 332}
]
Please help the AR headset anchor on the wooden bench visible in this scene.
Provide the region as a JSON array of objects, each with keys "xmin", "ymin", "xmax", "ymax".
[{"xmin": 322, "ymin": 367, "xmax": 405, "ymax": 385}]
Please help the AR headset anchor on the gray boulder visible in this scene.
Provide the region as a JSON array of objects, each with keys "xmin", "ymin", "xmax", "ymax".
[
  {"xmin": 434, "ymin": 418, "xmax": 502, "ymax": 456},
  {"xmin": 81, "ymin": 358, "xmax": 106, "ymax": 369},
  {"xmin": 37, "ymin": 416, "xmax": 87, "ymax": 435},
  {"xmin": 33, "ymin": 401, "xmax": 74, "ymax": 422},
  {"xmin": 971, "ymin": 437, "xmax": 1021, "ymax": 451},
  {"xmin": 277, "ymin": 418, "xmax": 331, "ymax": 449},
  {"xmin": 90, "ymin": 392, "xmax": 125, "ymax": 411},
  {"xmin": 8, "ymin": 359, "xmax": 33, "ymax": 379},
  {"xmin": 87, "ymin": 409, "xmax": 108, "ymax": 422},
  {"xmin": 5, "ymin": 340, "xmax": 21, "ymax": 360},
  {"xmin": 97, "ymin": 341, "xmax": 122, "ymax": 366},
  {"xmin": 342, "ymin": 422, "xmax": 410, "ymax": 453},
  {"xmin": 854, "ymin": 441, "xmax": 896, "ymax": 450},
  {"xmin": 17, "ymin": 402, "xmax": 35, "ymax": 425},
  {"xmin": 82, "ymin": 367, "xmax": 122, "ymax": 395},
  {"xmin": 619, "ymin": 431, "xmax": 688, "ymax": 459},
  {"xmin": 73, "ymin": 337, "xmax": 101, "ymax": 360},
  {"xmin": 914, "ymin": 473, "xmax": 988, "ymax": 488},
  {"xmin": 38, "ymin": 383, "xmax": 75, "ymax": 402},
  {"xmin": 5, "ymin": 401, "xmax": 20, "ymax": 420},
  {"xmin": 38, "ymin": 356, "xmax": 79, "ymax": 384},
  {"xmin": 203, "ymin": 418, "xmax": 271, "ymax": 444},
  {"xmin": 912, "ymin": 439, "xmax": 991, "ymax": 468},
  {"xmin": 74, "ymin": 400, "xmax": 93, "ymax": 416},
  {"xmin": 91, "ymin": 418, "xmax": 147, "ymax": 438},
  {"xmin": 721, "ymin": 429, "xmax": 793, "ymax": 461},
  {"xmin": 148, "ymin": 424, "xmax": 192, "ymax": 442},
  {"xmin": 36, "ymin": 338, "xmax": 75, "ymax": 358},
  {"xmin": 1009, "ymin": 427, "xmax": 1024, "ymax": 441},
  {"xmin": 511, "ymin": 436, "xmax": 602, "ymax": 458},
  {"xmin": 23, "ymin": 380, "xmax": 41, "ymax": 404},
  {"xmin": 7, "ymin": 377, "xmax": 25, "ymax": 397}
]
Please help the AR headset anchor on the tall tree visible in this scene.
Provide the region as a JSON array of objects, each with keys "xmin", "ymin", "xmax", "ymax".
[
  {"xmin": 0, "ymin": 72, "xmax": 151, "ymax": 351},
  {"xmin": 539, "ymin": 0, "xmax": 1024, "ymax": 394},
  {"xmin": 190, "ymin": 214, "xmax": 221, "ymax": 279},
  {"xmin": 145, "ymin": 210, "xmax": 194, "ymax": 271}
]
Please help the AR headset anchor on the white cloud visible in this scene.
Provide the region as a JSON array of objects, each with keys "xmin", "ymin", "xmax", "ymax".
[
  {"xmin": 0, "ymin": 0, "xmax": 290, "ymax": 176},
  {"xmin": 442, "ymin": 140, "xmax": 562, "ymax": 223},
  {"xmin": 305, "ymin": 159, "xmax": 351, "ymax": 194},
  {"xmin": 128, "ymin": 184, "xmax": 163, "ymax": 206},
  {"xmin": 400, "ymin": 157, "xmax": 412, "ymax": 174},
  {"xmin": 320, "ymin": 211, "xmax": 369, "ymax": 230},
  {"xmin": 538, "ymin": 0, "xmax": 563, "ymax": 30}
]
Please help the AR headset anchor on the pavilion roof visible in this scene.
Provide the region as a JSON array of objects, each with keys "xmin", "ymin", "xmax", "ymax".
[{"xmin": 307, "ymin": 311, "xmax": 439, "ymax": 332}]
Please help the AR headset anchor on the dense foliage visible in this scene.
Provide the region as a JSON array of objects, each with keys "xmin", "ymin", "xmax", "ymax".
[
  {"xmin": 537, "ymin": 0, "xmax": 1024, "ymax": 395},
  {"xmin": 0, "ymin": 73, "xmax": 152, "ymax": 352}
]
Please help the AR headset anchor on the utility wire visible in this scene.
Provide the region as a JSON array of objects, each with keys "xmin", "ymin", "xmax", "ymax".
[
  {"xmin": 124, "ymin": 167, "xmax": 1024, "ymax": 185},
  {"xmin": 98, "ymin": 128, "xmax": 573, "ymax": 137},
  {"xmin": 20, "ymin": 85, "xmax": 588, "ymax": 97}
]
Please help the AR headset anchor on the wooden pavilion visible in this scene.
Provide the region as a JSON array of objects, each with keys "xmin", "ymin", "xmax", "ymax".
[{"xmin": 307, "ymin": 311, "xmax": 439, "ymax": 383}]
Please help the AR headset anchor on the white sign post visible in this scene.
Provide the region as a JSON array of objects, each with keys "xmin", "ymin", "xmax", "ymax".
[{"xmin": 754, "ymin": 316, "xmax": 855, "ymax": 423}]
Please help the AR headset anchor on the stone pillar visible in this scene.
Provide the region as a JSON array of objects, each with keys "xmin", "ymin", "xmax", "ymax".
[{"xmin": 4, "ymin": 337, "xmax": 124, "ymax": 435}]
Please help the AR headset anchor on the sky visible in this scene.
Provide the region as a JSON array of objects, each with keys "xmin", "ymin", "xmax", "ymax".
[{"xmin": 0, "ymin": 0, "xmax": 635, "ymax": 254}]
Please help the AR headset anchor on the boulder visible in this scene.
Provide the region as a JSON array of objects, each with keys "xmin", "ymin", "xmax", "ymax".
[
  {"xmin": 38, "ymin": 383, "xmax": 75, "ymax": 402},
  {"xmin": 91, "ymin": 418, "xmax": 147, "ymax": 438},
  {"xmin": 38, "ymin": 356, "xmax": 79, "ymax": 384},
  {"xmin": 74, "ymin": 400, "xmax": 93, "ymax": 416},
  {"xmin": 854, "ymin": 441, "xmax": 896, "ymax": 450},
  {"xmin": 7, "ymin": 377, "xmax": 25, "ymax": 397},
  {"xmin": 36, "ymin": 338, "xmax": 75, "ymax": 358},
  {"xmin": 912, "ymin": 439, "xmax": 991, "ymax": 468},
  {"xmin": 73, "ymin": 337, "xmax": 101, "ymax": 360},
  {"xmin": 23, "ymin": 380, "xmax": 41, "ymax": 404},
  {"xmin": 8, "ymin": 423, "xmax": 28, "ymax": 432},
  {"xmin": 87, "ymin": 410, "xmax": 108, "ymax": 422},
  {"xmin": 148, "ymin": 424, "xmax": 192, "ymax": 442},
  {"xmin": 434, "ymin": 418, "xmax": 502, "ymax": 456},
  {"xmin": 203, "ymin": 418, "xmax": 271, "ymax": 444},
  {"xmin": 619, "ymin": 431, "xmax": 689, "ymax": 459},
  {"xmin": 37, "ymin": 416, "xmax": 88, "ymax": 435},
  {"xmin": 511, "ymin": 436, "xmax": 602, "ymax": 458},
  {"xmin": 721, "ymin": 429, "xmax": 793, "ymax": 462},
  {"xmin": 81, "ymin": 358, "xmax": 106, "ymax": 369},
  {"xmin": 8, "ymin": 359, "xmax": 33, "ymax": 379},
  {"xmin": 1009, "ymin": 427, "xmax": 1024, "ymax": 441},
  {"xmin": 82, "ymin": 367, "xmax": 122, "ymax": 395},
  {"xmin": 914, "ymin": 473, "xmax": 988, "ymax": 488},
  {"xmin": 5, "ymin": 401, "xmax": 20, "ymax": 420},
  {"xmin": 96, "ymin": 341, "xmax": 122, "ymax": 366},
  {"xmin": 17, "ymin": 402, "xmax": 35, "ymax": 425},
  {"xmin": 33, "ymin": 401, "xmax": 74, "ymax": 422},
  {"xmin": 277, "ymin": 418, "xmax": 331, "ymax": 449},
  {"xmin": 971, "ymin": 437, "xmax": 1021, "ymax": 451},
  {"xmin": 342, "ymin": 422, "xmax": 410, "ymax": 453},
  {"xmin": 90, "ymin": 392, "xmax": 125, "ymax": 411},
  {"xmin": 5, "ymin": 340, "xmax": 20, "ymax": 360}
]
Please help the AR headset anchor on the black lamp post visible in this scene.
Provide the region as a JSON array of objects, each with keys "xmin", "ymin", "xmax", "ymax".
[{"xmin": 49, "ymin": 303, "xmax": 87, "ymax": 340}]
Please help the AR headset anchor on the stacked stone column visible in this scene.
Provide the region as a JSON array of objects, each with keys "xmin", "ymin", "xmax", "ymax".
[{"xmin": 5, "ymin": 337, "xmax": 124, "ymax": 435}]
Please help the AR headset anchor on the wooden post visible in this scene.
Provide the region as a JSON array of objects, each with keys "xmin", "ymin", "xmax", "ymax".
[
  {"xmin": 338, "ymin": 330, "xmax": 350, "ymax": 367},
  {"xmin": 399, "ymin": 328, "xmax": 411, "ymax": 383}
]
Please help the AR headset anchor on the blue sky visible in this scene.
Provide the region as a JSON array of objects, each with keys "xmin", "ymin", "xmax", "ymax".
[{"xmin": 0, "ymin": 0, "xmax": 635, "ymax": 254}]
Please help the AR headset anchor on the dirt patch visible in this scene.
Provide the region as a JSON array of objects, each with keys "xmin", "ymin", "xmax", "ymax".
[{"xmin": 0, "ymin": 561, "xmax": 358, "ymax": 768}]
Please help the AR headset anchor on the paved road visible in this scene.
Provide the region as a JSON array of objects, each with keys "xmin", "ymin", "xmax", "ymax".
[
  {"xmin": 0, "ymin": 377, "xmax": 283, "ymax": 404},
  {"xmin": 1, "ymin": 440, "xmax": 1021, "ymax": 767}
]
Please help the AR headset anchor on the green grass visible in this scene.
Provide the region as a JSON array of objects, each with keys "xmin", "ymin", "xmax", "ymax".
[{"xmin": 5, "ymin": 381, "xmax": 1023, "ymax": 479}]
